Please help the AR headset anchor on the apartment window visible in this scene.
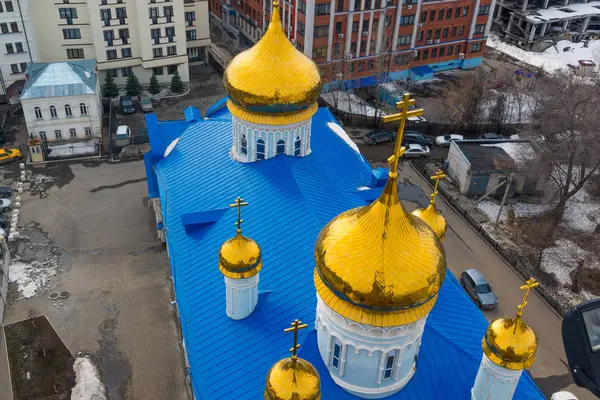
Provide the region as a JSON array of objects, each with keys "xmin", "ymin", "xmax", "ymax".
[
  {"xmin": 104, "ymin": 30, "xmax": 115, "ymax": 45},
  {"xmin": 451, "ymin": 26, "xmax": 457, "ymax": 36},
  {"xmin": 39, "ymin": 132, "xmax": 47, "ymax": 141},
  {"xmin": 438, "ymin": 9, "xmax": 444, "ymax": 20},
  {"xmin": 106, "ymin": 49, "xmax": 117, "ymax": 60},
  {"xmin": 153, "ymin": 47, "xmax": 163, "ymax": 58},
  {"xmin": 331, "ymin": 338, "xmax": 342, "ymax": 369},
  {"xmin": 184, "ymin": 11, "xmax": 195, "ymax": 26},
  {"xmin": 0, "ymin": 24, "xmax": 7, "ymax": 34},
  {"xmin": 439, "ymin": 46, "xmax": 445, "ymax": 57},
  {"xmin": 9, "ymin": 22, "xmax": 17, "ymax": 32},
  {"xmin": 66, "ymin": 48, "xmax": 84, "ymax": 59},
  {"xmin": 314, "ymin": 25, "xmax": 328, "ymax": 37},
  {"xmin": 69, "ymin": 128, "xmax": 76, "ymax": 138},
  {"xmin": 455, "ymin": 7, "xmax": 460, "ymax": 18},
  {"xmin": 298, "ymin": 0, "xmax": 306, "ymax": 13},
  {"xmin": 20, "ymin": 62, "xmax": 25, "ymax": 72},
  {"xmin": 400, "ymin": 14, "xmax": 414, "ymax": 25},
  {"xmin": 422, "ymin": 49, "xmax": 428, "ymax": 60},
  {"xmin": 121, "ymin": 47, "xmax": 132, "ymax": 58},
  {"xmin": 448, "ymin": 45, "xmax": 453, "ymax": 55},
  {"xmin": 475, "ymin": 24, "xmax": 485, "ymax": 34},
  {"xmin": 121, "ymin": 67, "xmax": 131, "ymax": 77},
  {"xmin": 149, "ymin": 7, "xmax": 159, "ymax": 23},
  {"xmin": 101, "ymin": 9, "xmax": 111, "ymax": 26},
  {"xmin": 336, "ymin": 0, "xmax": 343, "ymax": 12},
  {"xmin": 315, "ymin": 3, "xmax": 330, "ymax": 15},
  {"xmin": 471, "ymin": 42, "xmax": 482, "ymax": 52},
  {"xmin": 463, "ymin": 6, "xmax": 469, "ymax": 16},
  {"xmin": 350, "ymin": 41, "xmax": 356, "ymax": 53},
  {"xmin": 166, "ymin": 26, "xmax": 175, "ymax": 42},
  {"xmin": 398, "ymin": 34, "xmax": 411, "ymax": 45},
  {"xmin": 429, "ymin": 10, "xmax": 435, "ymax": 21},
  {"xmin": 385, "ymin": 15, "xmax": 391, "ymax": 26},
  {"xmin": 426, "ymin": 30, "xmax": 431, "ymax": 40},
  {"xmin": 5, "ymin": 43, "xmax": 12, "ymax": 54},
  {"xmin": 456, "ymin": 44, "xmax": 461, "ymax": 53},
  {"xmin": 446, "ymin": 8, "xmax": 452, "ymax": 19},
  {"xmin": 352, "ymin": 21, "xmax": 359, "ymax": 32},
  {"xmin": 0, "ymin": 3, "xmax": 3, "ymax": 12},
  {"xmin": 153, "ymin": 67, "xmax": 164, "ymax": 75},
  {"xmin": 479, "ymin": 5, "xmax": 490, "ymax": 15},
  {"xmin": 65, "ymin": 104, "xmax": 72, "ymax": 117},
  {"xmin": 106, "ymin": 69, "xmax": 118, "ymax": 78},
  {"xmin": 63, "ymin": 28, "xmax": 81, "ymax": 39},
  {"xmin": 164, "ymin": 6, "xmax": 174, "ymax": 22},
  {"xmin": 34, "ymin": 107, "xmax": 42, "ymax": 119},
  {"xmin": 186, "ymin": 29, "xmax": 196, "ymax": 40},
  {"xmin": 335, "ymin": 21, "xmax": 342, "ymax": 34},
  {"xmin": 434, "ymin": 29, "xmax": 440, "ymax": 39},
  {"xmin": 458, "ymin": 25, "xmax": 464, "ymax": 35},
  {"xmin": 116, "ymin": 7, "xmax": 127, "ymax": 23},
  {"xmin": 49, "ymin": 106, "xmax": 57, "ymax": 119},
  {"xmin": 80, "ymin": 103, "xmax": 87, "ymax": 115},
  {"xmin": 151, "ymin": 28, "xmax": 160, "ymax": 44},
  {"xmin": 417, "ymin": 31, "xmax": 423, "ymax": 41},
  {"xmin": 420, "ymin": 11, "xmax": 426, "ymax": 23},
  {"xmin": 5, "ymin": 1, "xmax": 12, "ymax": 12},
  {"xmin": 312, "ymin": 46, "xmax": 327, "ymax": 58},
  {"xmin": 443, "ymin": 27, "xmax": 448, "ymax": 38},
  {"xmin": 54, "ymin": 130, "xmax": 62, "ymax": 139},
  {"xmin": 10, "ymin": 64, "xmax": 17, "ymax": 74},
  {"xmin": 384, "ymin": 351, "xmax": 396, "ymax": 380},
  {"xmin": 59, "ymin": 7, "xmax": 78, "ymax": 24},
  {"xmin": 84, "ymin": 127, "xmax": 92, "ymax": 137},
  {"xmin": 167, "ymin": 65, "xmax": 177, "ymax": 74},
  {"xmin": 431, "ymin": 48, "xmax": 437, "ymax": 58},
  {"xmin": 167, "ymin": 45, "xmax": 176, "ymax": 56}
]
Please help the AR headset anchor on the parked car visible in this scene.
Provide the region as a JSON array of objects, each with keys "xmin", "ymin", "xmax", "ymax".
[
  {"xmin": 478, "ymin": 133, "xmax": 504, "ymax": 140},
  {"xmin": 138, "ymin": 94, "xmax": 153, "ymax": 113},
  {"xmin": 0, "ymin": 214, "xmax": 6, "ymax": 228},
  {"xmin": 407, "ymin": 116, "xmax": 426, "ymax": 123},
  {"xmin": 0, "ymin": 186, "xmax": 12, "ymax": 199},
  {"xmin": 402, "ymin": 131, "xmax": 433, "ymax": 146},
  {"xmin": 120, "ymin": 96, "xmax": 135, "ymax": 114},
  {"xmin": 115, "ymin": 125, "xmax": 131, "ymax": 147},
  {"xmin": 363, "ymin": 130, "xmax": 396, "ymax": 145},
  {"xmin": 460, "ymin": 269, "xmax": 498, "ymax": 310},
  {"xmin": 0, "ymin": 148, "xmax": 22, "ymax": 164},
  {"xmin": 0, "ymin": 198, "xmax": 12, "ymax": 212},
  {"xmin": 403, "ymin": 144, "xmax": 430, "ymax": 158},
  {"xmin": 435, "ymin": 134, "xmax": 464, "ymax": 147}
]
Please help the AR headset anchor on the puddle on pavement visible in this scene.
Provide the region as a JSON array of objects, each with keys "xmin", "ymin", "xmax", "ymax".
[
  {"xmin": 98, "ymin": 303, "xmax": 132, "ymax": 400},
  {"xmin": 398, "ymin": 180, "xmax": 430, "ymax": 208}
]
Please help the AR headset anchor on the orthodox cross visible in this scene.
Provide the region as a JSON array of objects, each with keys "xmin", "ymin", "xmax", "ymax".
[
  {"xmin": 514, "ymin": 278, "xmax": 539, "ymax": 331},
  {"xmin": 229, "ymin": 197, "xmax": 248, "ymax": 234},
  {"xmin": 382, "ymin": 93, "xmax": 425, "ymax": 178},
  {"xmin": 430, "ymin": 169, "xmax": 446, "ymax": 205},
  {"xmin": 284, "ymin": 319, "xmax": 308, "ymax": 361}
]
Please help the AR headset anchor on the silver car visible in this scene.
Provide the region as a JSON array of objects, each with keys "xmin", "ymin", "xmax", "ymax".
[
  {"xmin": 460, "ymin": 269, "xmax": 498, "ymax": 309},
  {"xmin": 403, "ymin": 143, "xmax": 430, "ymax": 158},
  {"xmin": 0, "ymin": 198, "xmax": 11, "ymax": 212},
  {"xmin": 138, "ymin": 94, "xmax": 153, "ymax": 113}
]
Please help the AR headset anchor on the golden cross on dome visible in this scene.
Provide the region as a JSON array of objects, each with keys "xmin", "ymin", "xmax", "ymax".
[
  {"xmin": 229, "ymin": 197, "xmax": 248, "ymax": 233},
  {"xmin": 382, "ymin": 93, "xmax": 424, "ymax": 179},
  {"xmin": 284, "ymin": 319, "xmax": 308, "ymax": 361},
  {"xmin": 430, "ymin": 169, "xmax": 446, "ymax": 205},
  {"xmin": 273, "ymin": 0, "xmax": 280, "ymax": 7},
  {"xmin": 516, "ymin": 278, "xmax": 539, "ymax": 318}
]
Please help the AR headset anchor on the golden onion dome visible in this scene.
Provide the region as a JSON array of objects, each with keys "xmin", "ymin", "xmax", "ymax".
[
  {"xmin": 412, "ymin": 203, "xmax": 447, "ymax": 242},
  {"xmin": 218, "ymin": 232, "xmax": 262, "ymax": 279},
  {"xmin": 482, "ymin": 317, "xmax": 538, "ymax": 370},
  {"xmin": 223, "ymin": 0, "xmax": 322, "ymax": 116},
  {"xmin": 314, "ymin": 177, "xmax": 447, "ymax": 327},
  {"xmin": 264, "ymin": 357, "xmax": 321, "ymax": 400}
]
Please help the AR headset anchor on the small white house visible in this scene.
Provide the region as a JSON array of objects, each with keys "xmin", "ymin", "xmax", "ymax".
[{"xmin": 20, "ymin": 60, "xmax": 102, "ymax": 161}]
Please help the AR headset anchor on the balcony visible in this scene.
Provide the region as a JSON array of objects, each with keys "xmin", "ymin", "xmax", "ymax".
[{"xmin": 102, "ymin": 17, "xmax": 128, "ymax": 27}]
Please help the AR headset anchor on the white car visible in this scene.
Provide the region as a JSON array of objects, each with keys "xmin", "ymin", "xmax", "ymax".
[
  {"xmin": 435, "ymin": 134, "xmax": 464, "ymax": 147},
  {"xmin": 403, "ymin": 144, "xmax": 430, "ymax": 158},
  {"xmin": 0, "ymin": 198, "xmax": 11, "ymax": 212},
  {"xmin": 115, "ymin": 125, "xmax": 131, "ymax": 147},
  {"xmin": 408, "ymin": 116, "xmax": 426, "ymax": 123}
]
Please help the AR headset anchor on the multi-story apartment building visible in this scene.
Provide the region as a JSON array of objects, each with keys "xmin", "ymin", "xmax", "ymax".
[
  {"xmin": 30, "ymin": 0, "xmax": 211, "ymax": 87},
  {"xmin": 210, "ymin": 0, "xmax": 490, "ymax": 88},
  {"xmin": 0, "ymin": 0, "xmax": 37, "ymax": 102}
]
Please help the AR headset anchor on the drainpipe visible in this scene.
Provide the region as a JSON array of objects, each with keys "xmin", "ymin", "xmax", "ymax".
[{"xmin": 16, "ymin": 0, "xmax": 33, "ymax": 64}]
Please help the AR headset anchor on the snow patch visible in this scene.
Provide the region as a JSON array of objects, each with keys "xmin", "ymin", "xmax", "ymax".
[
  {"xmin": 321, "ymin": 91, "xmax": 387, "ymax": 117},
  {"xmin": 47, "ymin": 140, "xmax": 98, "ymax": 159},
  {"xmin": 327, "ymin": 122, "xmax": 361, "ymax": 154},
  {"xmin": 480, "ymin": 141, "xmax": 534, "ymax": 164},
  {"xmin": 477, "ymin": 201, "xmax": 550, "ymax": 222},
  {"xmin": 540, "ymin": 239, "xmax": 597, "ymax": 286},
  {"xmin": 71, "ymin": 356, "xmax": 107, "ymax": 400},
  {"xmin": 9, "ymin": 259, "xmax": 58, "ymax": 299}
]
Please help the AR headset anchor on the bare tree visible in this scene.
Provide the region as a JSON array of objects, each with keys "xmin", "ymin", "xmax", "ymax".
[
  {"xmin": 546, "ymin": 238, "xmax": 595, "ymax": 293},
  {"xmin": 440, "ymin": 68, "xmax": 489, "ymax": 129}
]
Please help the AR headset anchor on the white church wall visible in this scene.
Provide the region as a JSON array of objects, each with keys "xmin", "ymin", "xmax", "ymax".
[
  {"xmin": 471, "ymin": 354, "xmax": 522, "ymax": 400},
  {"xmin": 224, "ymin": 273, "xmax": 259, "ymax": 320}
]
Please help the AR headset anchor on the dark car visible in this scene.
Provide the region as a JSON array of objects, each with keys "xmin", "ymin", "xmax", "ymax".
[
  {"xmin": 478, "ymin": 133, "xmax": 504, "ymax": 140},
  {"xmin": 120, "ymin": 96, "xmax": 135, "ymax": 114},
  {"xmin": 0, "ymin": 186, "xmax": 11, "ymax": 199},
  {"xmin": 363, "ymin": 130, "xmax": 396, "ymax": 145},
  {"xmin": 402, "ymin": 131, "xmax": 433, "ymax": 146},
  {"xmin": 460, "ymin": 269, "xmax": 498, "ymax": 310},
  {"xmin": 0, "ymin": 214, "xmax": 6, "ymax": 228}
]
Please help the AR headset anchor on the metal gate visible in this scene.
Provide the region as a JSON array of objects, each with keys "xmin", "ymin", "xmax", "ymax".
[{"xmin": 467, "ymin": 174, "xmax": 489, "ymax": 197}]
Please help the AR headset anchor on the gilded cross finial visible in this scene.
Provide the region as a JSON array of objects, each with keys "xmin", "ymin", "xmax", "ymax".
[
  {"xmin": 513, "ymin": 278, "xmax": 539, "ymax": 332},
  {"xmin": 381, "ymin": 93, "xmax": 425, "ymax": 179},
  {"xmin": 284, "ymin": 319, "xmax": 308, "ymax": 361},
  {"xmin": 273, "ymin": 0, "xmax": 280, "ymax": 9},
  {"xmin": 229, "ymin": 197, "xmax": 249, "ymax": 234},
  {"xmin": 430, "ymin": 169, "xmax": 446, "ymax": 205}
]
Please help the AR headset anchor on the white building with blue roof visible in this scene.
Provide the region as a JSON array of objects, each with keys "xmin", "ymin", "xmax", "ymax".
[
  {"xmin": 143, "ymin": 2, "xmax": 547, "ymax": 399},
  {"xmin": 20, "ymin": 60, "xmax": 102, "ymax": 160}
]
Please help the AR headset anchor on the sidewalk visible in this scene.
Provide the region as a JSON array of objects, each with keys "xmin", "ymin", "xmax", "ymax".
[{"xmin": 0, "ymin": 326, "xmax": 13, "ymax": 400}]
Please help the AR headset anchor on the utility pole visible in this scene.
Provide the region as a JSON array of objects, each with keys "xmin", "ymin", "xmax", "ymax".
[{"xmin": 495, "ymin": 174, "xmax": 512, "ymax": 227}]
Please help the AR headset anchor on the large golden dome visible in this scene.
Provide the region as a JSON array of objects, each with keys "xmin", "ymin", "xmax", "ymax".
[
  {"xmin": 314, "ymin": 178, "xmax": 447, "ymax": 327},
  {"xmin": 412, "ymin": 203, "xmax": 447, "ymax": 242},
  {"xmin": 482, "ymin": 317, "xmax": 538, "ymax": 370},
  {"xmin": 223, "ymin": 0, "xmax": 321, "ymax": 117},
  {"xmin": 264, "ymin": 357, "xmax": 321, "ymax": 400},
  {"xmin": 218, "ymin": 232, "xmax": 262, "ymax": 279}
]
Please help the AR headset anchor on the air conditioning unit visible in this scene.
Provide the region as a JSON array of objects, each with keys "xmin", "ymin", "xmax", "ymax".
[
  {"xmin": 338, "ymin": 33, "xmax": 344, "ymax": 38},
  {"xmin": 336, "ymin": 73, "xmax": 343, "ymax": 80},
  {"xmin": 412, "ymin": 50, "xmax": 418, "ymax": 57},
  {"xmin": 418, "ymin": 23, "xmax": 423, "ymax": 28},
  {"xmin": 407, "ymin": 4, "xmax": 412, "ymax": 9},
  {"xmin": 459, "ymin": 52, "xmax": 465, "ymax": 59},
  {"xmin": 426, "ymin": 39, "xmax": 433, "ymax": 44},
  {"xmin": 434, "ymin": 39, "xmax": 440, "ymax": 43},
  {"xmin": 362, "ymin": 31, "xmax": 368, "ymax": 36},
  {"xmin": 344, "ymin": 53, "xmax": 352, "ymax": 59}
]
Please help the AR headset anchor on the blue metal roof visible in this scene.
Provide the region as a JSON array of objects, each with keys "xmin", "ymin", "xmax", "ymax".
[
  {"xmin": 146, "ymin": 104, "xmax": 544, "ymax": 400},
  {"xmin": 20, "ymin": 60, "xmax": 97, "ymax": 100}
]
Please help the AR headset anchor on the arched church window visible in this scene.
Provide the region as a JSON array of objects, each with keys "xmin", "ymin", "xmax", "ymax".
[
  {"xmin": 256, "ymin": 139, "xmax": 265, "ymax": 160},
  {"xmin": 276, "ymin": 140, "xmax": 285, "ymax": 155},
  {"xmin": 241, "ymin": 134, "xmax": 248, "ymax": 155},
  {"xmin": 331, "ymin": 338, "xmax": 342, "ymax": 369},
  {"xmin": 384, "ymin": 350, "xmax": 397, "ymax": 380},
  {"xmin": 294, "ymin": 136, "xmax": 301, "ymax": 156}
]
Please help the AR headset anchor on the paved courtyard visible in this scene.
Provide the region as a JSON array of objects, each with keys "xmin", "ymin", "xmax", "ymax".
[{"xmin": 1, "ymin": 160, "xmax": 190, "ymax": 400}]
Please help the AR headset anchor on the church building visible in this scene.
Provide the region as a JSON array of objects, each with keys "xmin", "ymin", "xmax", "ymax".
[{"xmin": 143, "ymin": 1, "xmax": 544, "ymax": 398}]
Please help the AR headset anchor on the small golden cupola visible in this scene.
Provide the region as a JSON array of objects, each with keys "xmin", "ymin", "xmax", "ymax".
[
  {"xmin": 223, "ymin": 0, "xmax": 322, "ymax": 125},
  {"xmin": 482, "ymin": 278, "xmax": 539, "ymax": 370},
  {"xmin": 264, "ymin": 320, "xmax": 321, "ymax": 400},
  {"xmin": 314, "ymin": 94, "xmax": 446, "ymax": 328},
  {"xmin": 412, "ymin": 169, "xmax": 447, "ymax": 242},
  {"xmin": 219, "ymin": 197, "xmax": 263, "ymax": 320}
]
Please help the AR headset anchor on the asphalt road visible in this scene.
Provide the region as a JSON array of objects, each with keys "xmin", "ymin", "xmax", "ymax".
[
  {"xmin": 395, "ymin": 162, "xmax": 592, "ymax": 400},
  {"xmin": 358, "ymin": 139, "xmax": 449, "ymax": 162}
]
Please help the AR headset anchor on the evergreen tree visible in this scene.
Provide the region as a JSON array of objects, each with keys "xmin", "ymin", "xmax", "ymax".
[
  {"xmin": 102, "ymin": 73, "xmax": 119, "ymax": 98},
  {"xmin": 148, "ymin": 74, "xmax": 161, "ymax": 95},
  {"xmin": 125, "ymin": 71, "xmax": 142, "ymax": 96},
  {"xmin": 170, "ymin": 70, "xmax": 184, "ymax": 94}
]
